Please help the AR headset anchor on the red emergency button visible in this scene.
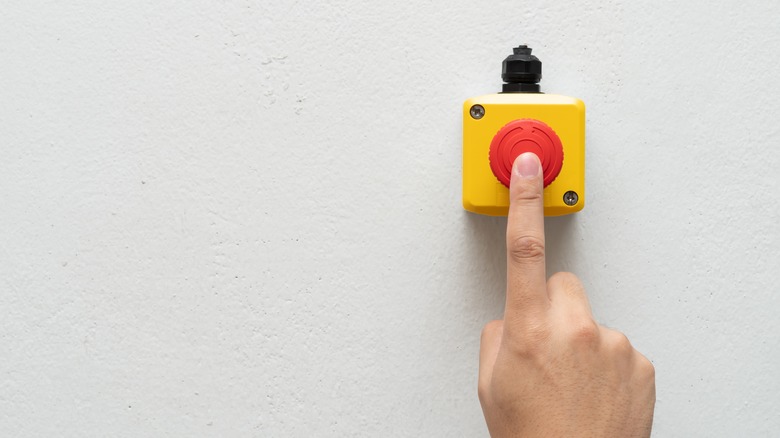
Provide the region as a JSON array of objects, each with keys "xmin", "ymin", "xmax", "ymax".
[{"xmin": 488, "ymin": 119, "xmax": 564, "ymax": 187}]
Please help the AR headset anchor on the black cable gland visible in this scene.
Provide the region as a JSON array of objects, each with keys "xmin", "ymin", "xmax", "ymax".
[{"xmin": 501, "ymin": 45, "xmax": 542, "ymax": 93}]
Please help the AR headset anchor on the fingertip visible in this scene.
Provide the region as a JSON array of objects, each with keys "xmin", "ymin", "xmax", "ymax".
[
  {"xmin": 509, "ymin": 153, "xmax": 543, "ymax": 204},
  {"xmin": 512, "ymin": 152, "xmax": 541, "ymax": 181}
]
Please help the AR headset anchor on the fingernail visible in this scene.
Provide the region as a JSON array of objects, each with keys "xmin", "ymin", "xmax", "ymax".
[{"xmin": 514, "ymin": 153, "xmax": 540, "ymax": 179}]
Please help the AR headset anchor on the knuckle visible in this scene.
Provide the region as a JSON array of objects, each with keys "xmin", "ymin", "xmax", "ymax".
[
  {"xmin": 481, "ymin": 320, "xmax": 503, "ymax": 343},
  {"xmin": 507, "ymin": 235, "xmax": 545, "ymax": 264},
  {"xmin": 548, "ymin": 271, "xmax": 582, "ymax": 290},
  {"xmin": 637, "ymin": 354, "xmax": 656, "ymax": 380},
  {"xmin": 609, "ymin": 332, "xmax": 633, "ymax": 355},
  {"xmin": 568, "ymin": 319, "xmax": 600, "ymax": 345}
]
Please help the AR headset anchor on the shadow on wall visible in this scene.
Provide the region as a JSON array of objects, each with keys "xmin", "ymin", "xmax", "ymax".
[{"xmin": 463, "ymin": 212, "xmax": 579, "ymax": 315}]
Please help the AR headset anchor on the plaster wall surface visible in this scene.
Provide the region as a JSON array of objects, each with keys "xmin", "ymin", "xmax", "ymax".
[{"xmin": 1, "ymin": 1, "xmax": 779, "ymax": 436}]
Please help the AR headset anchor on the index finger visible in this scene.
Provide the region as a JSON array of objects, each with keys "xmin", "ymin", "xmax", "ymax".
[{"xmin": 504, "ymin": 153, "xmax": 549, "ymax": 325}]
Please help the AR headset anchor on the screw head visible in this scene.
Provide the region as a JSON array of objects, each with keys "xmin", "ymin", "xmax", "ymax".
[
  {"xmin": 469, "ymin": 104, "xmax": 485, "ymax": 119},
  {"xmin": 563, "ymin": 191, "xmax": 579, "ymax": 206}
]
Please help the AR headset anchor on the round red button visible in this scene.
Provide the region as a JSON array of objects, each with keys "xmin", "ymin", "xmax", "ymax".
[{"xmin": 489, "ymin": 119, "xmax": 564, "ymax": 188}]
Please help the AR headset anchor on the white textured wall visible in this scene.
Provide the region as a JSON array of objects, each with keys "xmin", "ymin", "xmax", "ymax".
[{"xmin": 1, "ymin": 1, "xmax": 779, "ymax": 436}]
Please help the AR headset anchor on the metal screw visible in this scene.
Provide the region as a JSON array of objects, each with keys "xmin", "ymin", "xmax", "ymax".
[
  {"xmin": 470, "ymin": 104, "xmax": 485, "ymax": 119},
  {"xmin": 563, "ymin": 191, "xmax": 579, "ymax": 206}
]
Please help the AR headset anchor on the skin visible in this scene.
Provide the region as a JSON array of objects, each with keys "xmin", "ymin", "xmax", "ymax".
[{"xmin": 478, "ymin": 153, "xmax": 656, "ymax": 438}]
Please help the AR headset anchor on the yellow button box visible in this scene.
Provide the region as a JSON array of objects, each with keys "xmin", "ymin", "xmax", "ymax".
[{"xmin": 462, "ymin": 92, "xmax": 585, "ymax": 217}]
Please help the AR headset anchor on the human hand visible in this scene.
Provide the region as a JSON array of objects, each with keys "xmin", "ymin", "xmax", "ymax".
[{"xmin": 478, "ymin": 153, "xmax": 656, "ymax": 437}]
